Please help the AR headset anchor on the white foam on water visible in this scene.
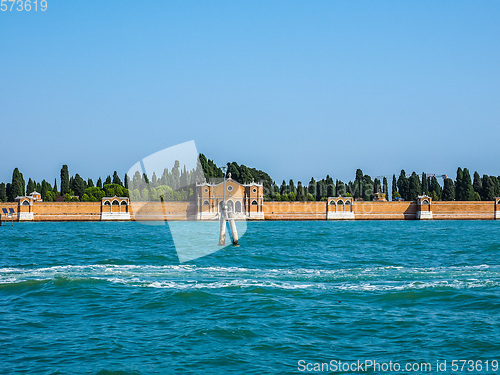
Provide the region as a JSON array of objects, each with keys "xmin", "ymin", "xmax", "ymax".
[{"xmin": 1, "ymin": 264, "xmax": 498, "ymax": 291}]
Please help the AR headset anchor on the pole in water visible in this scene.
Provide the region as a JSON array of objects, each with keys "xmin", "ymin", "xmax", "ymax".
[
  {"xmin": 228, "ymin": 211, "xmax": 239, "ymax": 246},
  {"xmin": 218, "ymin": 201, "xmax": 226, "ymax": 246}
]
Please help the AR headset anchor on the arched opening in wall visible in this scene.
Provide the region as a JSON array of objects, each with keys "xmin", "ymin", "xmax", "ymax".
[
  {"xmin": 251, "ymin": 200, "xmax": 258, "ymax": 205},
  {"xmin": 422, "ymin": 199, "xmax": 430, "ymax": 205},
  {"xmin": 112, "ymin": 200, "xmax": 120, "ymax": 213},
  {"xmin": 104, "ymin": 200, "xmax": 111, "ymax": 213},
  {"xmin": 202, "ymin": 200, "xmax": 210, "ymax": 212},
  {"xmin": 22, "ymin": 200, "xmax": 30, "ymax": 206},
  {"xmin": 329, "ymin": 200, "xmax": 336, "ymax": 205},
  {"xmin": 345, "ymin": 200, "xmax": 351, "ymax": 212},
  {"xmin": 337, "ymin": 200, "xmax": 345, "ymax": 212},
  {"xmin": 227, "ymin": 200, "xmax": 234, "ymax": 213},
  {"xmin": 235, "ymin": 201, "xmax": 242, "ymax": 213},
  {"xmin": 120, "ymin": 201, "xmax": 128, "ymax": 212}
]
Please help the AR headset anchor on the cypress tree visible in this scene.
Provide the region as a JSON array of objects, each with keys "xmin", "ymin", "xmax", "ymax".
[
  {"xmin": 124, "ymin": 174, "xmax": 129, "ymax": 189},
  {"xmin": 26, "ymin": 178, "xmax": 35, "ymax": 195},
  {"xmin": 280, "ymin": 180, "xmax": 287, "ymax": 196},
  {"xmin": 383, "ymin": 177, "xmax": 388, "ymax": 198},
  {"xmin": 354, "ymin": 169, "xmax": 363, "ymax": 199},
  {"xmin": 442, "ymin": 178, "xmax": 455, "ymax": 201},
  {"xmin": 308, "ymin": 177, "xmax": 316, "ymax": 198},
  {"xmin": 97, "ymin": 177, "xmax": 103, "ymax": 189},
  {"xmin": 53, "ymin": 179, "xmax": 58, "ymax": 195},
  {"xmin": 0, "ymin": 183, "xmax": 6, "ymax": 202},
  {"xmin": 481, "ymin": 175, "xmax": 495, "ymax": 201},
  {"xmin": 429, "ymin": 176, "xmax": 442, "ymax": 201},
  {"xmin": 473, "ymin": 172, "xmax": 482, "ymax": 198},
  {"xmin": 289, "ymin": 179, "xmax": 296, "ymax": 197},
  {"xmin": 112, "ymin": 171, "xmax": 122, "ymax": 186},
  {"xmin": 73, "ymin": 174, "xmax": 86, "ymax": 198},
  {"xmin": 296, "ymin": 181, "xmax": 305, "ymax": 201},
  {"xmin": 455, "ymin": 167, "xmax": 464, "ymax": 200},
  {"xmin": 462, "ymin": 168, "xmax": 474, "ymax": 201},
  {"xmin": 11, "ymin": 168, "xmax": 25, "ymax": 198},
  {"xmin": 408, "ymin": 172, "xmax": 421, "ymax": 201},
  {"xmin": 362, "ymin": 175, "xmax": 374, "ymax": 201},
  {"xmin": 105, "ymin": 175, "xmax": 112, "ymax": 185},
  {"xmin": 87, "ymin": 178, "xmax": 94, "ymax": 188},
  {"xmin": 397, "ymin": 170, "xmax": 409, "ymax": 200},
  {"xmin": 373, "ymin": 178, "xmax": 381, "ymax": 193},
  {"xmin": 316, "ymin": 179, "xmax": 325, "ymax": 201},
  {"xmin": 421, "ymin": 173, "xmax": 428, "ymax": 195},
  {"xmin": 6, "ymin": 183, "xmax": 13, "ymax": 202},
  {"xmin": 326, "ymin": 175, "xmax": 335, "ymax": 197},
  {"xmin": 41, "ymin": 180, "xmax": 50, "ymax": 201},
  {"xmin": 336, "ymin": 180, "xmax": 346, "ymax": 197},
  {"xmin": 60, "ymin": 165, "xmax": 70, "ymax": 196},
  {"xmin": 392, "ymin": 175, "xmax": 397, "ymax": 201},
  {"xmin": 492, "ymin": 176, "xmax": 500, "ymax": 197}
]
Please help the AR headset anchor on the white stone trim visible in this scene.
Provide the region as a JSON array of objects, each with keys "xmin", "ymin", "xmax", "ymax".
[
  {"xmin": 327, "ymin": 212, "xmax": 355, "ymax": 220},
  {"xmin": 417, "ymin": 211, "xmax": 433, "ymax": 220},
  {"xmin": 18, "ymin": 212, "xmax": 34, "ymax": 221},
  {"xmin": 101, "ymin": 212, "xmax": 131, "ymax": 221}
]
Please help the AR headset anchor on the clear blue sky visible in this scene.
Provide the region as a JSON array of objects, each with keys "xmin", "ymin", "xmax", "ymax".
[{"xmin": 1, "ymin": 1, "xmax": 499, "ymax": 186}]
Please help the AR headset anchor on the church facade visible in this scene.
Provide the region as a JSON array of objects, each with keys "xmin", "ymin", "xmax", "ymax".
[{"xmin": 196, "ymin": 175, "xmax": 264, "ymax": 220}]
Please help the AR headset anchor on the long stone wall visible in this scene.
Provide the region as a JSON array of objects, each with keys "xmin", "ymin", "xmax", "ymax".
[{"xmin": 0, "ymin": 200, "xmax": 499, "ymax": 221}]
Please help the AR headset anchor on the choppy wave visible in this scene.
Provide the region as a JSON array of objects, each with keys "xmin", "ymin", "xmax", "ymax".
[{"xmin": 1, "ymin": 264, "xmax": 498, "ymax": 291}]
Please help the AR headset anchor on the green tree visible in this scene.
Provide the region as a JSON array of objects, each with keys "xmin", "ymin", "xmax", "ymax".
[
  {"xmin": 362, "ymin": 175, "xmax": 374, "ymax": 201},
  {"xmin": 6, "ymin": 183, "xmax": 13, "ymax": 202},
  {"xmin": 45, "ymin": 191, "xmax": 55, "ymax": 202},
  {"xmin": 296, "ymin": 181, "xmax": 305, "ymax": 201},
  {"xmin": 53, "ymin": 178, "xmax": 58, "ymax": 195},
  {"xmin": 26, "ymin": 178, "xmax": 35, "ymax": 194},
  {"xmin": 84, "ymin": 187, "xmax": 105, "ymax": 201},
  {"xmin": 421, "ymin": 173, "xmax": 428, "ymax": 195},
  {"xmin": 308, "ymin": 177, "xmax": 316, "ymax": 198},
  {"xmin": 105, "ymin": 175, "xmax": 112, "ymax": 185},
  {"xmin": 492, "ymin": 176, "xmax": 500, "ymax": 197},
  {"xmin": 41, "ymin": 180, "xmax": 52, "ymax": 201},
  {"xmin": 72, "ymin": 174, "xmax": 86, "ymax": 198},
  {"xmin": 97, "ymin": 177, "xmax": 103, "ymax": 189},
  {"xmin": 455, "ymin": 167, "xmax": 464, "ymax": 200},
  {"xmin": 391, "ymin": 175, "xmax": 397, "ymax": 201},
  {"xmin": 124, "ymin": 173, "xmax": 129, "ymax": 189},
  {"xmin": 473, "ymin": 172, "xmax": 482, "ymax": 198},
  {"xmin": 326, "ymin": 175, "xmax": 335, "ymax": 197},
  {"xmin": 336, "ymin": 180, "xmax": 346, "ymax": 197},
  {"xmin": 383, "ymin": 177, "xmax": 388, "ymax": 198},
  {"xmin": 462, "ymin": 168, "xmax": 474, "ymax": 201},
  {"xmin": 481, "ymin": 175, "xmax": 495, "ymax": 201},
  {"xmin": 11, "ymin": 168, "xmax": 25, "ymax": 198},
  {"xmin": 397, "ymin": 170, "xmax": 409, "ymax": 200},
  {"xmin": 64, "ymin": 193, "xmax": 72, "ymax": 202},
  {"xmin": 280, "ymin": 180, "xmax": 287, "ymax": 196},
  {"xmin": 0, "ymin": 183, "xmax": 6, "ymax": 202},
  {"xmin": 289, "ymin": 179, "xmax": 296, "ymax": 197},
  {"xmin": 87, "ymin": 178, "xmax": 94, "ymax": 188},
  {"xmin": 442, "ymin": 178, "xmax": 455, "ymax": 201},
  {"xmin": 60, "ymin": 165, "xmax": 70, "ymax": 196},
  {"xmin": 354, "ymin": 169, "xmax": 363, "ymax": 199},
  {"xmin": 408, "ymin": 172, "xmax": 421, "ymax": 201},
  {"xmin": 112, "ymin": 171, "xmax": 122, "ymax": 186},
  {"xmin": 429, "ymin": 176, "xmax": 442, "ymax": 201}
]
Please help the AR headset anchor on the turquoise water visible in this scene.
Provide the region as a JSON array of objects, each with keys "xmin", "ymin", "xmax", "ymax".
[{"xmin": 1, "ymin": 221, "xmax": 499, "ymax": 374}]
